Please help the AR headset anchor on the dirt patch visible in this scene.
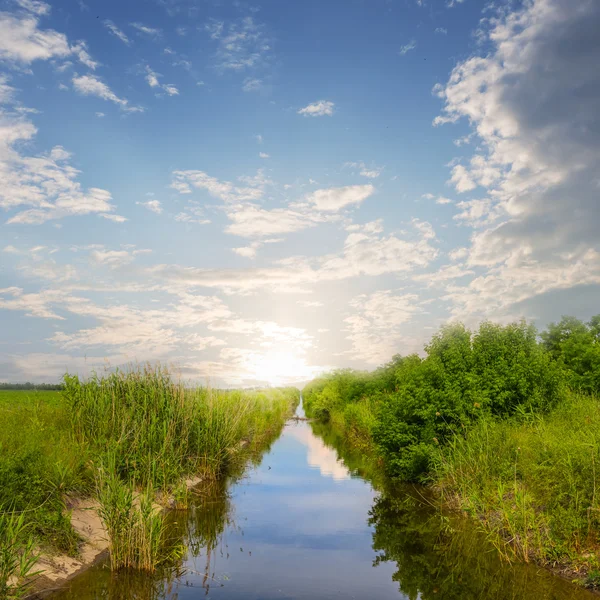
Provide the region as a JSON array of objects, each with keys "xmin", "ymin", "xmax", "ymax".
[{"xmin": 31, "ymin": 498, "xmax": 108, "ymax": 596}]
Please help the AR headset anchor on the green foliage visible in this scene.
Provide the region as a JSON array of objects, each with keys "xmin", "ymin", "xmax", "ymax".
[
  {"xmin": 435, "ymin": 393, "xmax": 600, "ymax": 567},
  {"xmin": 0, "ymin": 512, "xmax": 41, "ymax": 599},
  {"xmin": 541, "ymin": 316, "xmax": 600, "ymax": 394},
  {"xmin": 0, "ymin": 371, "xmax": 298, "ymax": 580},
  {"xmin": 0, "ymin": 390, "xmax": 86, "ymax": 555},
  {"xmin": 306, "ymin": 320, "xmax": 567, "ymax": 482},
  {"xmin": 95, "ymin": 455, "xmax": 180, "ymax": 572}
]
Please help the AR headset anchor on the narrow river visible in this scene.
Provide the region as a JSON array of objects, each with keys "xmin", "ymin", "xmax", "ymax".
[{"xmin": 52, "ymin": 401, "xmax": 596, "ymax": 600}]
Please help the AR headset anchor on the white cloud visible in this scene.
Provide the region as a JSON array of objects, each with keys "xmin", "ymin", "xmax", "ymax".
[
  {"xmin": 448, "ymin": 163, "xmax": 476, "ymax": 192},
  {"xmin": 0, "ymin": 12, "xmax": 70, "ymax": 63},
  {"xmin": 136, "ymin": 199, "xmax": 162, "ymax": 214},
  {"xmin": 306, "ymin": 184, "xmax": 374, "ymax": 211},
  {"xmin": 434, "ymin": 0, "xmax": 600, "ymax": 317},
  {"xmin": 15, "ymin": 0, "xmax": 51, "ymax": 15},
  {"xmin": 205, "ymin": 16, "xmax": 271, "ymax": 71},
  {"xmin": 0, "ymin": 114, "xmax": 122, "ymax": 224},
  {"xmin": 0, "ymin": 10, "xmax": 100, "ymax": 70},
  {"xmin": 242, "ymin": 77, "xmax": 262, "ymax": 92},
  {"xmin": 103, "ymin": 20, "xmax": 130, "ymax": 45},
  {"xmin": 130, "ymin": 22, "xmax": 162, "ymax": 37},
  {"xmin": 259, "ymin": 152, "xmax": 269, "ymax": 159},
  {"xmin": 435, "ymin": 27, "xmax": 448, "ymax": 34},
  {"xmin": 95, "ymin": 111, "xmax": 104, "ymax": 118},
  {"xmin": 453, "ymin": 198, "xmax": 501, "ymax": 227},
  {"xmin": 100, "ymin": 213, "xmax": 127, "ymax": 223},
  {"xmin": 232, "ymin": 238, "xmax": 283, "ymax": 259},
  {"xmin": 144, "ymin": 65, "xmax": 179, "ymax": 96},
  {"xmin": 345, "ymin": 161, "xmax": 383, "ymax": 179},
  {"xmin": 148, "ymin": 219, "xmax": 437, "ymax": 293},
  {"xmin": 174, "ymin": 201, "xmax": 210, "ymax": 225},
  {"xmin": 413, "ymin": 263, "xmax": 474, "ymax": 284},
  {"xmin": 224, "ymin": 203, "xmax": 319, "ymax": 238},
  {"xmin": 90, "ymin": 249, "xmax": 133, "ymax": 269},
  {"xmin": 70, "ymin": 40, "xmax": 98, "ymax": 70},
  {"xmin": 344, "ymin": 291, "xmax": 421, "ymax": 364},
  {"xmin": 449, "ymin": 247, "xmax": 468, "ymax": 261},
  {"xmin": 399, "ymin": 40, "xmax": 416, "ymax": 56},
  {"xmin": 72, "ymin": 74, "xmax": 143, "ymax": 112},
  {"xmin": 435, "ymin": 196, "xmax": 452, "ymax": 205},
  {"xmin": 298, "ymin": 100, "xmax": 335, "ymax": 117},
  {"xmin": 297, "ymin": 300, "xmax": 323, "ymax": 308},
  {"xmin": 255, "ymin": 134, "xmax": 263, "ymax": 144}
]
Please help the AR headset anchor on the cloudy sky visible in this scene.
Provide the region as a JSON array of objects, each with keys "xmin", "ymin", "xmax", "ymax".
[{"xmin": 0, "ymin": 0, "xmax": 598, "ymax": 386}]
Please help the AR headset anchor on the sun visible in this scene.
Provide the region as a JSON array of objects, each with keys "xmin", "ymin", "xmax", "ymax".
[{"xmin": 250, "ymin": 351, "xmax": 317, "ymax": 387}]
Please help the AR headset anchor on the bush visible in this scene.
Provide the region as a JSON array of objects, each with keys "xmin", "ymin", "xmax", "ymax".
[{"xmin": 306, "ymin": 320, "xmax": 570, "ymax": 482}]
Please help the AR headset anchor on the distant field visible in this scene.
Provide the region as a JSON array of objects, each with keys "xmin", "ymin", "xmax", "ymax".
[{"xmin": 0, "ymin": 389, "xmax": 62, "ymax": 405}]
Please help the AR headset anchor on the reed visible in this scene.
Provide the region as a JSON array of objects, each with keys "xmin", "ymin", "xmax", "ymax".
[{"xmin": 0, "ymin": 511, "xmax": 41, "ymax": 599}]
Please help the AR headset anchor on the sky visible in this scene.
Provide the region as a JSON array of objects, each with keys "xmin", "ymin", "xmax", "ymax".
[{"xmin": 0, "ymin": 0, "xmax": 599, "ymax": 386}]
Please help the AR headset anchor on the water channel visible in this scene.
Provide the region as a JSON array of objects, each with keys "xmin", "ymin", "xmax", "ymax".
[{"xmin": 51, "ymin": 401, "xmax": 596, "ymax": 600}]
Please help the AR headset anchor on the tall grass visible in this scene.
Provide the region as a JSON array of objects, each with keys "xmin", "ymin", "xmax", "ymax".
[
  {"xmin": 64, "ymin": 367, "xmax": 297, "ymax": 489},
  {"xmin": 0, "ymin": 368, "xmax": 298, "ymax": 581},
  {"xmin": 434, "ymin": 392, "xmax": 600, "ymax": 569},
  {"xmin": 63, "ymin": 366, "xmax": 297, "ymax": 571},
  {"xmin": 95, "ymin": 456, "xmax": 182, "ymax": 572},
  {"xmin": 0, "ymin": 512, "xmax": 41, "ymax": 599}
]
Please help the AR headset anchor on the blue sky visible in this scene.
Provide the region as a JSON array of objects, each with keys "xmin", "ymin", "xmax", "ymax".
[{"xmin": 1, "ymin": 0, "xmax": 599, "ymax": 385}]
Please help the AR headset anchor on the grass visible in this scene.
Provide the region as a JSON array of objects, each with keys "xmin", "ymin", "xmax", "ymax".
[
  {"xmin": 0, "ymin": 367, "xmax": 298, "ymax": 591},
  {"xmin": 434, "ymin": 392, "xmax": 600, "ymax": 574},
  {"xmin": 0, "ymin": 512, "xmax": 41, "ymax": 600}
]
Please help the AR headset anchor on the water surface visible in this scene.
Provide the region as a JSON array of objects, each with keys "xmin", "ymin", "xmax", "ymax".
[{"xmin": 52, "ymin": 403, "xmax": 595, "ymax": 600}]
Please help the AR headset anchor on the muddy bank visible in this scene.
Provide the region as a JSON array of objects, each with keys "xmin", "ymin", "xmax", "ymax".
[
  {"xmin": 28, "ymin": 474, "xmax": 207, "ymax": 598},
  {"xmin": 30, "ymin": 498, "xmax": 109, "ymax": 597}
]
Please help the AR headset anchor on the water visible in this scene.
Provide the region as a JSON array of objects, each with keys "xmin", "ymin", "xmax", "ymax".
[{"xmin": 51, "ymin": 402, "xmax": 595, "ymax": 600}]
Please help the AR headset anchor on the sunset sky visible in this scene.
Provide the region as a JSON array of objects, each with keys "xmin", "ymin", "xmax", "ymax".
[{"xmin": 1, "ymin": 0, "xmax": 598, "ymax": 386}]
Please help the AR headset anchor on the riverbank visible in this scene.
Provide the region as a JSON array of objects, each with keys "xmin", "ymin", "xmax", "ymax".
[
  {"xmin": 303, "ymin": 317, "xmax": 600, "ymax": 590},
  {"xmin": 0, "ymin": 369, "xmax": 298, "ymax": 598}
]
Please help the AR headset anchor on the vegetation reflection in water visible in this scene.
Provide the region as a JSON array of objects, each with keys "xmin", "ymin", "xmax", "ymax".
[
  {"xmin": 48, "ymin": 417, "xmax": 595, "ymax": 600},
  {"xmin": 312, "ymin": 421, "xmax": 595, "ymax": 600}
]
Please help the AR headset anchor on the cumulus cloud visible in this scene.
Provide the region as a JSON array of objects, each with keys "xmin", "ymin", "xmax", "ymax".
[
  {"xmin": 0, "ymin": 11, "xmax": 70, "ymax": 63},
  {"xmin": 232, "ymin": 238, "xmax": 281, "ymax": 259},
  {"xmin": 0, "ymin": 80, "xmax": 123, "ymax": 224},
  {"xmin": 136, "ymin": 199, "xmax": 162, "ymax": 214},
  {"xmin": 0, "ymin": 9, "xmax": 101, "ymax": 70},
  {"xmin": 298, "ymin": 100, "xmax": 335, "ymax": 117},
  {"xmin": 434, "ymin": 0, "xmax": 600, "ymax": 317},
  {"xmin": 306, "ymin": 184, "xmax": 374, "ymax": 211}
]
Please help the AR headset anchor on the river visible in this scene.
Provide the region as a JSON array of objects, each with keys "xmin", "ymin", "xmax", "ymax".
[{"xmin": 51, "ymin": 401, "xmax": 596, "ymax": 600}]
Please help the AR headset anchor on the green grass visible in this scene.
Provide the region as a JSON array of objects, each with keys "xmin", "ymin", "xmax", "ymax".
[
  {"xmin": 434, "ymin": 392, "xmax": 600, "ymax": 572},
  {"xmin": 0, "ymin": 369, "xmax": 298, "ymax": 590}
]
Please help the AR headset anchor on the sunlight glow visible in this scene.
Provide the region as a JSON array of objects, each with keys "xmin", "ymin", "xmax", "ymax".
[{"xmin": 247, "ymin": 350, "xmax": 322, "ymax": 387}]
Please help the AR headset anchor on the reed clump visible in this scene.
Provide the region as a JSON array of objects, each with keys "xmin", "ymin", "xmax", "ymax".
[
  {"xmin": 0, "ymin": 366, "xmax": 298, "ymax": 581},
  {"xmin": 95, "ymin": 457, "xmax": 181, "ymax": 572}
]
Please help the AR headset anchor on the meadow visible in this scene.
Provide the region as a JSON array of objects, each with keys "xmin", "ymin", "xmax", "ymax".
[
  {"xmin": 303, "ymin": 316, "xmax": 600, "ymax": 585},
  {"xmin": 0, "ymin": 368, "xmax": 298, "ymax": 598}
]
